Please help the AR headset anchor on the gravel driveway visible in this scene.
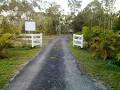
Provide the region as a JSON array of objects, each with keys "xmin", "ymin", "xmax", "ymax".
[{"xmin": 6, "ymin": 36, "xmax": 107, "ymax": 90}]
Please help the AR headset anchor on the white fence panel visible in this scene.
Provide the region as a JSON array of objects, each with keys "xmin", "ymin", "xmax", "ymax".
[
  {"xmin": 20, "ymin": 33, "xmax": 42, "ymax": 47},
  {"xmin": 73, "ymin": 34, "xmax": 83, "ymax": 48}
]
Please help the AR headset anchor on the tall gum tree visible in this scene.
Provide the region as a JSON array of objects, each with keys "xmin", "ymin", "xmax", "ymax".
[{"xmin": 102, "ymin": 0, "xmax": 116, "ymax": 30}]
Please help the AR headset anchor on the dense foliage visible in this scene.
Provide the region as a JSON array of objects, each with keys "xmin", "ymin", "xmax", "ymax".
[
  {"xmin": 113, "ymin": 16, "xmax": 120, "ymax": 32},
  {"xmin": 71, "ymin": 0, "xmax": 120, "ymax": 66},
  {"xmin": 0, "ymin": 18, "xmax": 20, "ymax": 58},
  {"xmin": 82, "ymin": 27, "xmax": 120, "ymax": 61}
]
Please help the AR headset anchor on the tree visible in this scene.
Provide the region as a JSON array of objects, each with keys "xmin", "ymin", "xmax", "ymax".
[
  {"xmin": 81, "ymin": 0, "xmax": 105, "ymax": 30},
  {"xmin": 102, "ymin": 0, "xmax": 116, "ymax": 30},
  {"xmin": 45, "ymin": 2, "xmax": 61, "ymax": 34},
  {"xmin": 71, "ymin": 13, "xmax": 84, "ymax": 33},
  {"xmin": 113, "ymin": 16, "xmax": 120, "ymax": 32},
  {"xmin": 67, "ymin": 0, "xmax": 82, "ymax": 33},
  {"xmin": 71, "ymin": 0, "xmax": 105, "ymax": 32},
  {"xmin": 68, "ymin": 0, "xmax": 81, "ymax": 15}
]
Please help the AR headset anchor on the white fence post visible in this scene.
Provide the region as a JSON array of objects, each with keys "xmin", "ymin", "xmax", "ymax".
[
  {"xmin": 40, "ymin": 33, "xmax": 42, "ymax": 47},
  {"xmin": 73, "ymin": 34, "xmax": 75, "ymax": 47},
  {"xmin": 31, "ymin": 34, "xmax": 34, "ymax": 47},
  {"xmin": 73, "ymin": 34, "xmax": 84, "ymax": 48}
]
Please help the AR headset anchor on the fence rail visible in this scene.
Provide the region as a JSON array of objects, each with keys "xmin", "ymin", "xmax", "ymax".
[
  {"xmin": 20, "ymin": 33, "xmax": 42, "ymax": 47},
  {"xmin": 73, "ymin": 34, "xmax": 83, "ymax": 48}
]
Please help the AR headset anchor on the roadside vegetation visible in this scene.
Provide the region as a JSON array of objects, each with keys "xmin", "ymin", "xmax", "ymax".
[
  {"xmin": 69, "ymin": 39, "xmax": 120, "ymax": 89},
  {"xmin": 70, "ymin": 0, "xmax": 120, "ymax": 66},
  {"xmin": 0, "ymin": 47, "xmax": 39, "ymax": 89},
  {"xmin": 68, "ymin": 0, "xmax": 120, "ymax": 89}
]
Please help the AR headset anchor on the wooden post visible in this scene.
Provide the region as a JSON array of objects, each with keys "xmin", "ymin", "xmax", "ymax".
[
  {"xmin": 73, "ymin": 34, "xmax": 75, "ymax": 47},
  {"xmin": 40, "ymin": 33, "xmax": 42, "ymax": 47},
  {"xmin": 31, "ymin": 34, "xmax": 34, "ymax": 47}
]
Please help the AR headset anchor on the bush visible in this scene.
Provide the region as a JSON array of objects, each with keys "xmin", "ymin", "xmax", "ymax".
[
  {"xmin": 0, "ymin": 18, "xmax": 20, "ymax": 58},
  {"xmin": 0, "ymin": 33, "xmax": 13, "ymax": 58},
  {"xmin": 82, "ymin": 26, "xmax": 118, "ymax": 61}
]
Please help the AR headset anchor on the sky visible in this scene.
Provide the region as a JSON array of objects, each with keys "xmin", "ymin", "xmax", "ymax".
[
  {"xmin": 47, "ymin": 0, "xmax": 120, "ymax": 14},
  {"xmin": 1, "ymin": 0, "xmax": 120, "ymax": 16}
]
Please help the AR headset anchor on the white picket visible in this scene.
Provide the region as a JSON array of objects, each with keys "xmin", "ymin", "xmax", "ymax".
[
  {"xmin": 73, "ymin": 34, "xmax": 83, "ymax": 48},
  {"xmin": 20, "ymin": 33, "xmax": 42, "ymax": 47}
]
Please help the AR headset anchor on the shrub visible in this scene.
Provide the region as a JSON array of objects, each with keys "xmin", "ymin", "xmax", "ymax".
[
  {"xmin": 0, "ymin": 33, "xmax": 14, "ymax": 58},
  {"xmin": 0, "ymin": 18, "xmax": 20, "ymax": 58},
  {"xmin": 82, "ymin": 26, "xmax": 117, "ymax": 60}
]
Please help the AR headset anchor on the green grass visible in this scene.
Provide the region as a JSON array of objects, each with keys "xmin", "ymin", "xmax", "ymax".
[
  {"xmin": 69, "ymin": 40, "xmax": 120, "ymax": 89},
  {"xmin": 0, "ymin": 47, "xmax": 40, "ymax": 90}
]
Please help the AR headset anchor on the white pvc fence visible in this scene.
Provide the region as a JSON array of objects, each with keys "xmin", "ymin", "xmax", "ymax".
[
  {"xmin": 20, "ymin": 33, "xmax": 42, "ymax": 47},
  {"xmin": 73, "ymin": 34, "xmax": 83, "ymax": 48}
]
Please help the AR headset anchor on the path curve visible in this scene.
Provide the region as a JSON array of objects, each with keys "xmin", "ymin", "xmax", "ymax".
[{"xmin": 6, "ymin": 36, "xmax": 107, "ymax": 90}]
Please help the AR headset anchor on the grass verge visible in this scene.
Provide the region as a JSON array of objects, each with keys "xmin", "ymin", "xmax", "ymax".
[
  {"xmin": 0, "ymin": 47, "xmax": 40, "ymax": 90},
  {"xmin": 69, "ymin": 39, "xmax": 120, "ymax": 89}
]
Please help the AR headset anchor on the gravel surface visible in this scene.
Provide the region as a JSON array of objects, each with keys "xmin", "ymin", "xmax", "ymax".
[{"xmin": 6, "ymin": 36, "xmax": 107, "ymax": 90}]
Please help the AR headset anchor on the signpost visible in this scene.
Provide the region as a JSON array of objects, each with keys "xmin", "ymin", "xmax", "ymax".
[
  {"xmin": 25, "ymin": 21, "xmax": 36, "ymax": 32},
  {"xmin": 20, "ymin": 21, "xmax": 42, "ymax": 47}
]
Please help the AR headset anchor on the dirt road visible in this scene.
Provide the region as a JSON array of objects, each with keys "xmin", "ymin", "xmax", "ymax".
[{"xmin": 6, "ymin": 36, "xmax": 107, "ymax": 90}]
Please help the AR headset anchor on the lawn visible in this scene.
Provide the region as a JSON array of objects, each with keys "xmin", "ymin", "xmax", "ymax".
[
  {"xmin": 69, "ymin": 39, "xmax": 120, "ymax": 89},
  {"xmin": 0, "ymin": 47, "xmax": 40, "ymax": 90}
]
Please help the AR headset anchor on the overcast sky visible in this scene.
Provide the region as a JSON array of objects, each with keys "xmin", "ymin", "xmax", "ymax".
[{"xmin": 47, "ymin": 0, "xmax": 120, "ymax": 14}]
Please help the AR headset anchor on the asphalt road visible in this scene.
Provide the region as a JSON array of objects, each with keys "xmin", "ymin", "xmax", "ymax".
[{"xmin": 6, "ymin": 36, "xmax": 107, "ymax": 90}]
